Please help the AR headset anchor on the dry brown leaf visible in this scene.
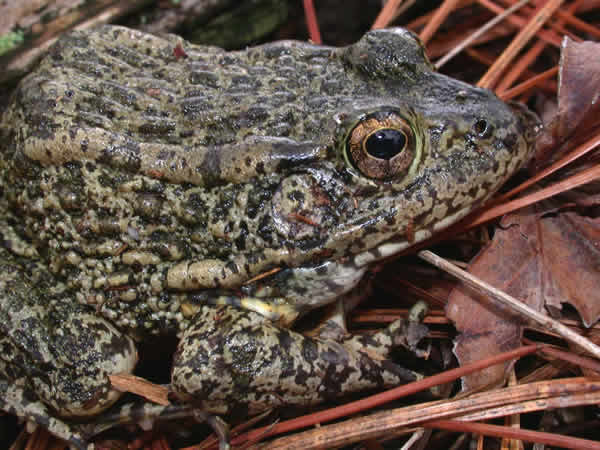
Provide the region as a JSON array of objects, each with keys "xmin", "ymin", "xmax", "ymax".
[
  {"xmin": 555, "ymin": 39, "xmax": 600, "ymax": 141},
  {"xmin": 535, "ymin": 203, "xmax": 600, "ymax": 326},
  {"xmin": 446, "ymin": 202, "xmax": 600, "ymax": 390},
  {"xmin": 535, "ymin": 37, "xmax": 600, "ymax": 168},
  {"xmin": 446, "ymin": 209, "xmax": 537, "ymax": 390}
]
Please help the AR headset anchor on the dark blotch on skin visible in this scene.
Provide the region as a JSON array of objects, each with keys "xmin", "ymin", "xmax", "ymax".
[
  {"xmin": 234, "ymin": 222, "xmax": 249, "ymax": 251},
  {"xmin": 29, "ymin": 114, "xmax": 58, "ymax": 140},
  {"xmin": 320, "ymin": 363, "xmax": 354, "ymax": 398},
  {"xmin": 315, "ymin": 264, "xmax": 328, "ymax": 276},
  {"xmin": 356, "ymin": 354, "xmax": 385, "ymax": 385},
  {"xmin": 288, "ymin": 190, "xmax": 305, "ymax": 203},
  {"xmin": 198, "ymin": 147, "xmax": 223, "ymax": 186},
  {"xmin": 295, "ymin": 237, "xmax": 327, "ymax": 251},
  {"xmin": 503, "ymin": 132, "xmax": 517, "ymax": 150},
  {"xmin": 276, "ymin": 329, "xmax": 294, "ymax": 353},
  {"xmin": 97, "ymin": 140, "xmax": 142, "ymax": 173},
  {"xmin": 225, "ymin": 261, "xmax": 239, "ymax": 275},
  {"xmin": 380, "ymin": 359, "xmax": 417, "ymax": 382},
  {"xmin": 138, "ymin": 121, "xmax": 176, "ymax": 136},
  {"xmin": 294, "ymin": 364, "xmax": 312, "ymax": 386}
]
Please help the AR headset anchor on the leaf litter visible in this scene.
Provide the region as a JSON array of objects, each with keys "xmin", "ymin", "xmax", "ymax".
[{"xmin": 7, "ymin": 0, "xmax": 600, "ymax": 449}]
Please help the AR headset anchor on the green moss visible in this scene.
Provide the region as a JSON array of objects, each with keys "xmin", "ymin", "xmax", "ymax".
[
  {"xmin": 189, "ymin": 0, "xmax": 289, "ymax": 49},
  {"xmin": 0, "ymin": 30, "xmax": 25, "ymax": 56}
]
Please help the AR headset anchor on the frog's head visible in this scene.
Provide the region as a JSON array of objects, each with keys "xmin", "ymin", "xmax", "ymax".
[{"xmin": 270, "ymin": 28, "xmax": 540, "ymax": 265}]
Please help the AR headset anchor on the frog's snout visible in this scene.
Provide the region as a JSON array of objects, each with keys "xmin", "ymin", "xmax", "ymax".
[{"xmin": 509, "ymin": 101, "xmax": 542, "ymax": 147}]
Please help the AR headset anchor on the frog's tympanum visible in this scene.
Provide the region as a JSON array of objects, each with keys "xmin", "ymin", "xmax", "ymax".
[{"xmin": 0, "ymin": 26, "xmax": 539, "ymax": 447}]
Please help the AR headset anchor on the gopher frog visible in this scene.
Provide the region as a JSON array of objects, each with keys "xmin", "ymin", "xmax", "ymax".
[{"xmin": 0, "ymin": 25, "xmax": 539, "ymax": 446}]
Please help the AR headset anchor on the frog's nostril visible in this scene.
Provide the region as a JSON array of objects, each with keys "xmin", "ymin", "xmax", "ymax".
[{"xmin": 473, "ymin": 119, "xmax": 492, "ymax": 138}]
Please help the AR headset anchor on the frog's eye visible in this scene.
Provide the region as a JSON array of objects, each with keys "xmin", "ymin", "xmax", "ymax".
[
  {"xmin": 346, "ymin": 112, "xmax": 415, "ymax": 180},
  {"xmin": 473, "ymin": 119, "xmax": 493, "ymax": 138}
]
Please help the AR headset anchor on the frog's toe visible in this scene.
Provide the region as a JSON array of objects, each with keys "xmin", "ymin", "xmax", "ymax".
[
  {"xmin": 193, "ymin": 410, "xmax": 231, "ymax": 450},
  {"xmin": 341, "ymin": 305, "xmax": 429, "ymax": 360}
]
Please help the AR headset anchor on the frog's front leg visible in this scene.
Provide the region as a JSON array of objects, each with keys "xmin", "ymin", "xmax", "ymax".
[
  {"xmin": 171, "ymin": 304, "xmax": 426, "ymax": 416},
  {"xmin": 196, "ymin": 259, "xmax": 367, "ymax": 327},
  {"xmin": 181, "ymin": 259, "xmax": 368, "ymax": 327},
  {"xmin": 0, "ymin": 251, "xmax": 138, "ymax": 447},
  {"xmin": 242, "ymin": 260, "xmax": 374, "ymax": 341}
]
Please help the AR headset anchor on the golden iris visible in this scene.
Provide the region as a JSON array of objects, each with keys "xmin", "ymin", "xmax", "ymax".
[{"xmin": 347, "ymin": 112, "xmax": 415, "ymax": 180}]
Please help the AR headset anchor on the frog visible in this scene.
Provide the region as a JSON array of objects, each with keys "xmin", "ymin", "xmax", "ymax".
[{"xmin": 0, "ymin": 25, "xmax": 540, "ymax": 447}]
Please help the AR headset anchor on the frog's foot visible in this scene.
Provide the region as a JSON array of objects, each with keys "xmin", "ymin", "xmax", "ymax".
[
  {"xmin": 341, "ymin": 306, "xmax": 429, "ymax": 359},
  {"xmin": 171, "ymin": 304, "xmax": 426, "ymax": 416},
  {"xmin": 71, "ymin": 400, "xmax": 182, "ymax": 439},
  {"xmin": 305, "ymin": 271, "xmax": 375, "ymax": 341},
  {"xmin": 0, "ymin": 250, "xmax": 138, "ymax": 443},
  {"xmin": 0, "ymin": 379, "xmax": 89, "ymax": 449},
  {"xmin": 193, "ymin": 410, "xmax": 231, "ymax": 450}
]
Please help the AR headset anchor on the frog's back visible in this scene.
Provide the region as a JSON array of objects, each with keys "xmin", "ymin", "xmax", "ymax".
[{"xmin": 7, "ymin": 26, "xmax": 349, "ymax": 152}]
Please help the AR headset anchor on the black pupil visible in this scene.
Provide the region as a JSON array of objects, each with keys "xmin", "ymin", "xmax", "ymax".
[
  {"xmin": 474, "ymin": 119, "xmax": 489, "ymax": 136},
  {"xmin": 365, "ymin": 129, "xmax": 406, "ymax": 159}
]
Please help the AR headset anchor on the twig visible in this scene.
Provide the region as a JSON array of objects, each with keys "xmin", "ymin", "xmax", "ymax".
[
  {"xmin": 405, "ymin": 0, "xmax": 475, "ymax": 32},
  {"xmin": 435, "ymin": 0, "xmax": 530, "ymax": 69},
  {"xmin": 496, "ymin": 0, "xmax": 582, "ymax": 94},
  {"xmin": 476, "ymin": 0, "xmax": 563, "ymax": 47},
  {"xmin": 425, "ymin": 419, "xmax": 600, "ymax": 449},
  {"xmin": 1, "ymin": 0, "xmax": 149, "ymax": 84},
  {"xmin": 496, "ymin": 40, "xmax": 548, "ymax": 94},
  {"xmin": 109, "ymin": 374, "xmax": 169, "ymax": 406},
  {"xmin": 418, "ymin": 250, "xmax": 600, "ymax": 359},
  {"xmin": 524, "ymin": 339, "xmax": 600, "ymax": 374},
  {"xmin": 420, "ymin": 0, "xmax": 462, "ymax": 44},
  {"xmin": 499, "ymin": 66, "xmax": 558, "ymax": 100},
  {"xmin": 372, "ymin": 0, "xmax": 405, "ymax": 29},
  {"xmin": 427, "ymin": 24, "xmax": 514, "ymax": 59},
  {"xmin": 302, "ymin": 0, "xmax": 322, "ymax": 43},
  {"xmin": 464, "ymin": 154, "xmax": 600, "ymax": 227},
  {"xmin": 555, "ymin": 8, "xmax": 600, "ymax": 38},
  {"xmin": 477, "ymin": 0, "xmax": 565, "ymax": 89},
  {"xmin": 260, "ymin": 378, "xmax": 600, "ymax": 449}
]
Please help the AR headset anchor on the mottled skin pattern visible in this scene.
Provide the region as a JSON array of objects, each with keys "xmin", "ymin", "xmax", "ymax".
[
  {"xmin": 0, "ymin": 25, "xmax": 539, "ymax": 447},
  {"xmin": 173, "ymin": 303, "xmax": 426, "ymax": 417},
  {"xmin": 0, "ymin": 243, "xmax": 136, "ymax": 447}
]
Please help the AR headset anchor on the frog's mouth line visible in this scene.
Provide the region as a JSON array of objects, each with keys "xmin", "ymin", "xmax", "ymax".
[{"xmin": 351, "ymin": 203, "xmax": 473, "ymax": 268}]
